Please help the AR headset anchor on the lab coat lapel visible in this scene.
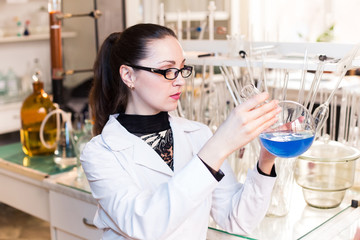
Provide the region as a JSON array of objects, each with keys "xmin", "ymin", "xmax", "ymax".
[
  {"xmin": 102, "ymin": 114, "xmax": 202, "ymax": 177},
  {"xmin": 132, "ymin": 139, "xmax": 174, "ymax": 177},
  {"xmin": 102, "ymin": 115, "xmax": 174, "ymax": 177},
  {"xmin": 169, "ymin": 115, "xmax": 202, "ymax": 173}
]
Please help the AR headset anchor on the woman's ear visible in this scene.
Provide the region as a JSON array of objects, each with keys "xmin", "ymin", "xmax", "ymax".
[{"xmin": 120, "ymin": 65, "xmax": 135, "ymax": 90}]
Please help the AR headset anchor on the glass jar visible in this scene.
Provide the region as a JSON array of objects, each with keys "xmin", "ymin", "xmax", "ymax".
[
  {"xmin": 20, "ymin": 77, "xmax": 57, "ymax": 156},
  {"xmin": 295, "ymin": 139, "xmax": 360, "ymax": 209}
]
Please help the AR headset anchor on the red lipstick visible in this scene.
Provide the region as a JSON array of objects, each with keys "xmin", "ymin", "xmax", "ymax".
[{"xmin": 170, "ymin": 92, "xmax": 181, "ymax": 100}]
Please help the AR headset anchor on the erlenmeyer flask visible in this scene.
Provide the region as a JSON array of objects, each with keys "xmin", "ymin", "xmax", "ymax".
[{"xmin": 53, "ymin": 112, "xmax": 77, "ymax": 169}]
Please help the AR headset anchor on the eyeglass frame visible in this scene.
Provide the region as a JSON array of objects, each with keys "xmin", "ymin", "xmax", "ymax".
[{"xmin": 127, "ymin": 64, "xmax": 193, "ymax": 80}]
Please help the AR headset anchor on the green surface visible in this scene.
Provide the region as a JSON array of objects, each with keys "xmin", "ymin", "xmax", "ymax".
[
  {"xmin": 0, "ymin": 142, "xmax": 74, "ymax": 175},
  {"xmin": 208, "ymin": 227, "xmax": 254, "ymax": 239}
]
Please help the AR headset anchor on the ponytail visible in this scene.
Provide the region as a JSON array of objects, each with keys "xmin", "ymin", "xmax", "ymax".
[{"xmin": 90, "ymin": 32, "xmax": 129, "ymax": 135}]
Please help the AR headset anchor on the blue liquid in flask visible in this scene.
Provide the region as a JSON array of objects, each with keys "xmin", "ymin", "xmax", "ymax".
[{"xmin": 259, "ymin": 131, "xmax": 314, "ymax": 158}]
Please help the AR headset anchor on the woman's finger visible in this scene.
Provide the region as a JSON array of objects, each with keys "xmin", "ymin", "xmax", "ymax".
[
  {"xmin": 241, "ymin": 92, "xmax": 270, "ymax": 111},
  {"xmin": 241, "ymin": 105, "xmax": 281, "ymax": 138},
  {"xmin": 244, "ymin": 99, "xmax": 280, "ymax": 123}
]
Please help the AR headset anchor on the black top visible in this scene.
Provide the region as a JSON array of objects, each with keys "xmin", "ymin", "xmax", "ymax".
[{"xmin": 117, "ymin": 111, "xmax": 170, "ymax": 134}]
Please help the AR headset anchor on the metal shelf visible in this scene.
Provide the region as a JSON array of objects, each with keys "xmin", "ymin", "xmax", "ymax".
[
  {"xmin": 183, "ymin": 41, "xmax": 360, "ymax": 71},
  {"xmin": 185, "ymin": 52, "xmax": 360, "ymax": 72},
  {"xmin": 0, "ymin": 31, "xmax": 76, "ymax": 44}
]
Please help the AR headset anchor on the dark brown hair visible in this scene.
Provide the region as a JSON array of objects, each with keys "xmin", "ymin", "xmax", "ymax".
[{"xmin": 89, "ymin": 23, "xmax": 177, "ymax": 135}]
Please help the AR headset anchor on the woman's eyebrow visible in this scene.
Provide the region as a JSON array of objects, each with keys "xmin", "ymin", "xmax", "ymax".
[
  {"xmin": 157, "ymin": 60, "xmax": 175, "ymax": 65},
  {"xmin": 157, "ymin": 59, "xmax": 186, "ymax": 65}
]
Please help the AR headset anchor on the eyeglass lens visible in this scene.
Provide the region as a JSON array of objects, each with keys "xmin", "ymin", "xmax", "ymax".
[{"xmin": 166, "ymin": 67, "xmax": 192, "ymax": 80}]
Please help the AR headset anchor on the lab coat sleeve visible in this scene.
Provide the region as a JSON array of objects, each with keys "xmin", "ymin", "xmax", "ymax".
[
  {"xmin": 183, "ymin": 120, "xmax": 277, "ymax": 235},
  {"xmin": 81, "ymin": 136, "xmax": 219, "ymax": 240},
  {"xmin": 210, "ymin": 161, "xmax": 276, "ymax": 235}
]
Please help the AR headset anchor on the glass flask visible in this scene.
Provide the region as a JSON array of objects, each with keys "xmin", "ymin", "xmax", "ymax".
[
  {"xmin": 20, "ymin": 74, "xmax": 57, "ymax": 156},
  {"xmin": 240, "ymin": 84, "xmax": 316, "ymax": 158},
  {"xmin": 53, "ymin": 112, "xmax": 77, "ymax": 169}
]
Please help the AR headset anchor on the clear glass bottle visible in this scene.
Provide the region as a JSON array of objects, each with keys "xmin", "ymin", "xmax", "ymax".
[
  {"xmin": 20, "ymin": 74, "xmax": 57, "ymax": 156},
  {"xmin": 75, "ymin": 119, "xmax": 93, "ymax": 179},
  {"xmin": 0, "ymin": 71, "xmax": 7, "ymax": 96},
  {"xmin": 6, "ymin": 68, "xmax": 20, "ymax": 97}
]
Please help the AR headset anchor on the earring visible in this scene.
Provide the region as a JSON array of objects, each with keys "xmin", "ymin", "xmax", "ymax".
[{"xmin": 129, "ymin": 84, "xmax": 134, "ymax": 90}]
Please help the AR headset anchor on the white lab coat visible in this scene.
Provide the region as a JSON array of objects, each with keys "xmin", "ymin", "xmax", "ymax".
[{"xmin": 81, "ymin": 114, "xmax": 276, "ymax": 240}]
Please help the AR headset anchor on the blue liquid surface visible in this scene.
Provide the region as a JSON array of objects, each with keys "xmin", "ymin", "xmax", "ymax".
[{"xmin": 259, "ymin": 131, "xmax": 315, "ymax": 158}]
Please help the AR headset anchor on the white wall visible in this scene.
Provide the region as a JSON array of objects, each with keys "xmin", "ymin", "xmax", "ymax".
[
  {"xmin": 97, "ymin": 0, "xmax": 124, "ymax": 46},
  {"xmin": 332, "ymin": 0, "xmax": 360, "ymax": 43},
  {"xmin": 0, "ymin": 0, "xmax": 51, "ymax": 92},
  {"xmin": 247, "ymin": 0, "xmax": 359, "ymax": 43}
]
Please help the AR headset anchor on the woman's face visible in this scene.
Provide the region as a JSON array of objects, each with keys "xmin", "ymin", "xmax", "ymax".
[{"xmin": 125, "ymin": 36, "xmax": 187, "ymax": 115}]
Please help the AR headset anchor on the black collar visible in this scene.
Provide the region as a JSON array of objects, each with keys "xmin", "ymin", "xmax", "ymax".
[{"xmin": 117, "ymin": 112, "xmax": 170, "ymax": 134}]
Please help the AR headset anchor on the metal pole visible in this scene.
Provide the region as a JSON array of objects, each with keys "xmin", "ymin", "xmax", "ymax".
[{"xmin": 93, "ymin": 0, "xmax": 100, "ymax": 53}]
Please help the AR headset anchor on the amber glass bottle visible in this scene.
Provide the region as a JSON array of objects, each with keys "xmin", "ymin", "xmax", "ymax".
[{"xmin": 20, "ymin": 78, "xmax": 57, "ymax": 156}]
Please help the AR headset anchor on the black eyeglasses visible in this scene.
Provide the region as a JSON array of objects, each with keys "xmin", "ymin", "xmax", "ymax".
[{"xmin": 128, "ymin": 65, "xmax": 193, "ymax": 80}]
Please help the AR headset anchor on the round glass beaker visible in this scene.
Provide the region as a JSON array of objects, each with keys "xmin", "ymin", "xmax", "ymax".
[
  {"xmin": 295, "ymin": 139, "xmax": 360, "ymax": 208},
  {"xmin": 240, "ymin": 85, "xmax": 316, "ymax": 158}
]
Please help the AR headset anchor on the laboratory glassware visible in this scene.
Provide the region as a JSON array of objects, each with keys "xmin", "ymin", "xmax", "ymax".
[
  {"xmin": 241, "ymin": 84, "xmax": 316, "ymax": 158},
  {"xmin": 295, "ymin": 139, "xmax": 360, "ymax": 208},
  {"xmin": 40, "ymin": 109, "xmax": 77, "ymax": 168},
  {"xmin": 74, "ymin": 119, "xmax": 93, "ymax": 180},
  {"xmin": 312, "ymin": 43, "xmax": 360, "ymax": 133},
  {"xmin": 20, "ymin": 73, "xmax": 57, "ymax": 156},
  {"xmin": 297, "ymin": 49, "xmax": 308, "ymax": 105},
  {"xmin": 266, "ymin": 156, "xmax": 297, "ymax": 217}
]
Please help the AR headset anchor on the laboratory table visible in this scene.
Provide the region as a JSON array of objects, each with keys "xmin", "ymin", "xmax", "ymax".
[{"xmin": 0, "ymin": 143, "xmax": 359, "ymax": 240}]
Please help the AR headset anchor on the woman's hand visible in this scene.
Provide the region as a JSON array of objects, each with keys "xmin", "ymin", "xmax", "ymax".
[{"xmin": 198, "ymin": 92, "xmax": 281, "ymax": 171}]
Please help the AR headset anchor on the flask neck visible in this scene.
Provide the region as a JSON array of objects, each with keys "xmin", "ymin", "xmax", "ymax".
[
  {"xmin": 32, "ymin": 81, "xmax": 44, "ymax": 94},
  {"xmin": 83, "ymin": 119, "xmax": 93, "ymax": 134}
]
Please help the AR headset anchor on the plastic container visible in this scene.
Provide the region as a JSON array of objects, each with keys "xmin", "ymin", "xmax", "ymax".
[{"xmin": 295, "ymin": 139, "xmax": 360, "ymax": 209}]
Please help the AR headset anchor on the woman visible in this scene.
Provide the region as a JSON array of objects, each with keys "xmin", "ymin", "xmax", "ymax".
[{"xmin": 81, "ymin": 23, "xmax": 281, "ymax": 240}]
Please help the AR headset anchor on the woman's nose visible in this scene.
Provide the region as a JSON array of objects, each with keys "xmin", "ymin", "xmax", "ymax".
[{"xmin": 172, "ymin": 74, "xmax": 186, "ymax": 86}]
